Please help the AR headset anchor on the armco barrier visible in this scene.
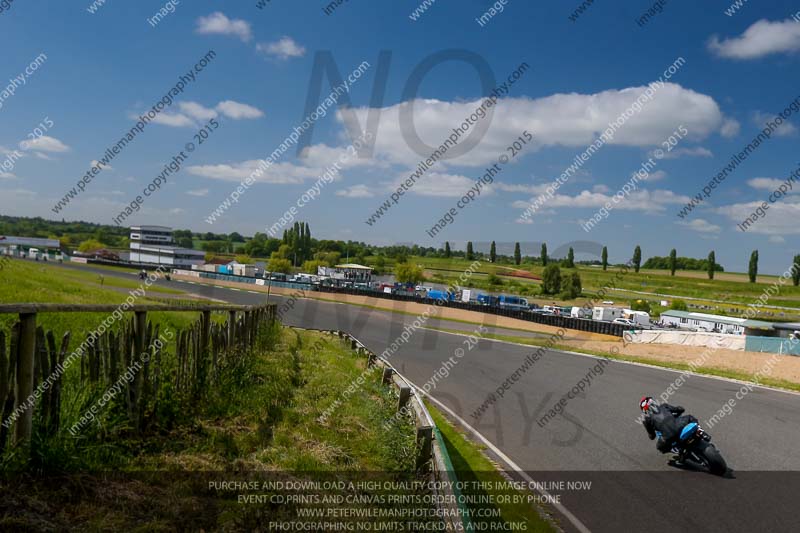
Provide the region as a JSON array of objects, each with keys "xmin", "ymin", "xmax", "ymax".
[
  {"xmin": 175, "ymin": 270, "xmax": 633, "ymax": 338},
  {"xmin": 295, "ymin": 326, "xmax": 471, "ymax": 532}
]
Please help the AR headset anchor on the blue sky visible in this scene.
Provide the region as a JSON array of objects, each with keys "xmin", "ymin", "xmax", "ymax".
[{"xmin": 1, "ymin": 0, "xmax": 800, "ymax": 274}]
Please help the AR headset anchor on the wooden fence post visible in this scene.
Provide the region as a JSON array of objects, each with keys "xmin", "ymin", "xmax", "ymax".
[
  {"xmin": 228, "ymin": 310, "xmax": 236, "ymax": 348},
  {"xmin": 132, "ymin": 311, "xmax": 147, "ymax": 432},
  {"xmin": 201, "ymin": 310, "xmax": 212, "ymax": 375},
  {"xmin": 14, "ymin": 312, "xmax": 36, "ymax": 446}
]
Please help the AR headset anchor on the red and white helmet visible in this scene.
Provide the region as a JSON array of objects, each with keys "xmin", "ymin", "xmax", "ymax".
[{"xmin": 640, "ymin": 396, "xmax": 654, "ymax": 412}]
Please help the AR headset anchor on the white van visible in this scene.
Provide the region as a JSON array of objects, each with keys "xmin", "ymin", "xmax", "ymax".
[{"xmin": 27, "ymin": 248, "xmax": 40, "ymax": 260}]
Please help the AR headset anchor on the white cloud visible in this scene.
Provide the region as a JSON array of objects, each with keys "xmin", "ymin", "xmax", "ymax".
[
  {"xmin": 753, "ymin": 111, "xmax": 797, "ymax": 137},
  {"xmin": 19, "ymin": 135, "xmax": 69, "ymax": 153},
  {"xmin": 515, "ymin": 217, "xmax": 534, "ymax": 225},
  {"xmin": 715, "ymin": 200, "xmax": 800, "ymax": 234},
  {"xmin": 187, "ymin": 188, "xmax": 210, "ymax": 196},
  {"xmin": 186, "ymin": 160, "xmax": 320, "ymax": 184},
  {"xmin": 34, "ymin": 152, "xmax": 54, "ymax": 160},
  {"xmin": 195, "ymin": 12, "xmax": 252, "ymax": 42},
  {"xmin": 0, "ymin": 171, "xmax": 16, "ymax": 179},
  {"xmin": 91, "ymin": 160, "xmax": 113, "ymax": 170},
  {"xmin": 494, "ymin": 182, "xmax": 550, "ymax": 194},
  {"xmin": 529, "ymin": 188, "xmax": 690, "ymax": 212},
  {"xmin": 179, "ymin": 101, "xmax": 218, "ymax": 121},
  {"xmin": 651, "ymin": 146, "xmax": 713, "ymax": 159},
  {"xmin": 676, "ymin": 218, "xmax": 722, "ymax": 234},
  {"xmin": 148, "ymin": 112, "xmax": 196, "ymax": 128},
  {"xmin": 344, "ymin": 83, "xmax": 728, "ymax": 168},
  {"xmin": 592, "ymin": 184, "xmax": 610, "ymax": 193},
  {"xmin": 216, "ymin": 100, "xmax": 264, "ymax": 119},
  {"xmin": 748, "ymin": 177, "xmax": 788, "ymax": 190},
  {"xmin": 720, "ymin": 118, "xmax": 740, "ymax": 137},
  {"xmin": 645, "ymin": 170, "xmax": 667, "ymax": 182},
  {"xmin": 336, "ymin": 185, "xmax": 374, "ymax": 198},
  {"xmin": 769, "ymin": 235, "xmax": 786, "ymax": 244},
  {"xmin": 709, "ymin": 18, "xmax": 800, "ymax": 59},
  {"xmin": 409, "ymin": 172, "xmax": 494, "ymax": 197},
  {"xmin": 0, "ymin": 145, "xmax": 22, "ymax": 156},
  {"xmin": 256, "ymin": 36, "xmax": 306, "ymax": 59},
  {"xmin": 147, "ymin": 101, "xmax": 264, "ymax": 126}
]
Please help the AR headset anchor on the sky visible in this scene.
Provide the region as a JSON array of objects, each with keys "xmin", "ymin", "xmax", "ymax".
[{"xmin": 1, "ymin": 0, "xmax": 800, "ymax": 274}]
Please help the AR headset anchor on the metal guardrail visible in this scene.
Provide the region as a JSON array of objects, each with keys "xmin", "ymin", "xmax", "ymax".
[{"xmin": 294, "ymin": 326, "xmax": 472, "ymax": 532}]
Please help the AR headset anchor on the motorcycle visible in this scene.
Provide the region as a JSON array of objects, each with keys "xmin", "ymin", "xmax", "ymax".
[{"xmin": 668, "ymin": 422, "xmax": 727, "ymax": 475}]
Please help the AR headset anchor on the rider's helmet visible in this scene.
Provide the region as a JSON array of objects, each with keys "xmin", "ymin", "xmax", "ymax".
[{"xmin": 639, "ymin": 396, "xmax": 654, "ymax": 412}]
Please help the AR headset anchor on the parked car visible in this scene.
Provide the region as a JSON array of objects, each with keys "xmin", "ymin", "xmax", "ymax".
[{"xmin": 612, "ymin": 318, "xmax": 636, "ymax": 327}]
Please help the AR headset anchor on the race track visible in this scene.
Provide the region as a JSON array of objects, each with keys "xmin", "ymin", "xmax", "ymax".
[{"xmin": 56, "ymin": 264, "xmax": 800, "ymax": 532}]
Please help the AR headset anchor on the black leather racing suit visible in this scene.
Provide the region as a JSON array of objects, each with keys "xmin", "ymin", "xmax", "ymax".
[{"xmin": 643, "ymin": 402, "xmax": 697, "ymax": 453}]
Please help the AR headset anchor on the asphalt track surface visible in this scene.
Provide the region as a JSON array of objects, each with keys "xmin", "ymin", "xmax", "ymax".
[{"xmin": 46, "ymin": 263, "xmax": 800, "ymax": 532}]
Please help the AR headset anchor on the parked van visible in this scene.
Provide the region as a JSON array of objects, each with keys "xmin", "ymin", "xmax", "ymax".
[{"xmin": 498, "ymin": 295, "xmax": 529, "ymax": 311}]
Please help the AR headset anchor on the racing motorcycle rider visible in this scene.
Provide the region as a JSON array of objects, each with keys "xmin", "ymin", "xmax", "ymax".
[{"xmin": 639, "ymin": 396, "xmax": 698, "ymax": 454}]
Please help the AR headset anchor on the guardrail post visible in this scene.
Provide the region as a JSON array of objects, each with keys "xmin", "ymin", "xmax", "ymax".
[
  {"xmin": 397, "ymin": 385, "xmax": 411, "ymax": 411},
  {"xmin": 416, "ymin": 426, "xmax": 433, "ymax": 472},
  {"xmin": 382, "ymin": 367, "xmax": 393, "ymax": 385},
  {"xmin": 13, "ymin": 312, "xmax": 36, "ymax": 446}
]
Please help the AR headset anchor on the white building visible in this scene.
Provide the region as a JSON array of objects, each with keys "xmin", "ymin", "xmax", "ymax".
[
  {"xmin": 593, "ymin": 306, "xmax": 624, "ymax": 322},
  {"xmin": 659, "ymin": 310, "xmax": 773, "ymax": 335},
  {"xmin": 129, "ymin": 225, "xmax": 204, "ymax": 268}
]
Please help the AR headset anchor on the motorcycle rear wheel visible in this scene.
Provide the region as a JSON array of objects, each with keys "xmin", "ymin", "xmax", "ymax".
[{"xmin": 699, "ymin": 443, "xmax": 727, "ymax": 475}]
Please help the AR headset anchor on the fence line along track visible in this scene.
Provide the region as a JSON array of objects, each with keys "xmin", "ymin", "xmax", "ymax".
[
  {"xmin": 0, "ymin": 303, "xmax": 276, "ymax": 453},
  {"xmin": 292, "ymin": 326, "xmax": 472, "ymax": 533}
]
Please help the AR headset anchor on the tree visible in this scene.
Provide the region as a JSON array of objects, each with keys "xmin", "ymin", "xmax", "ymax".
[
  {"xmin": 77, "ymin": 239, "xmax": 104, "ymax": 253},
  {"xmin": 395, "ymin": 263, "xmax": 425, "ymax": 284},
  {"xmin": 748, "ymin": 250, "xmax": 758, "ymax": 283},
  {"xmin": 669, "ymin": 248, "xmax": 677, "ymax": 276},
  {"xmin": 466, "ymin": 242, "xmax": 474, "ymax": 261},
  {"xmin": 601, "ymin": 246, "xmax": 608, "ymax": 271},
  {"xmin": 793, "ymin": 255, "xmax": 800, "ymax": 287},
  {"xmin": 632, "ymin": 245, "xmax": 642, "ymax": 273},
  {"xmin": 234, "ymin": 254, "xmax": 252, "ymax": 264},
  {"xmin": 541, "ymin": 264, "xmax": 561, "ymax": 295},
  {"xmin": 273, "ymin": 244, "xmax": 292, "ymax": 260},
  {"xmin": 566, "ymin": 247, "xmax": 575, "ymax": 268},
  {"xmin": 630, "ymin": 299, "xmax": 651, "ymax": 313},
  {"xmin": 202, "ymin": 240, "xmax": 228, "ymax": 253},
  {"xmin": 267, "ymin": 258, "xmax": 292, "ymax": 273},
  {"xmin": 670, "ymin": 299, "xmax": 688, "ymax": 311},
  {"xmin": 561, "ymin": 271, "xmax": 582, "ymax": 299},
  {"xmin": 490, "ymin": 241, "xmax": 497, "ymax": 263},
  {"xmin": 541, "ymin": 243, "xmax": 548, "ymax": 266},
  {"xmin": 301, "ymin": 259, "xmax": 327, "ymax": 274},
  {"xmin": 707, "ymin": 250, "xmax": 716, "ymax": 280},
  {"xmin": 175, "ymin": 236, "xmax": 194, "ymax": 248},
  {"xmin": 514, "ymin": 242, "xmax": 521, "ymax": 265},
  {"xmin": 229, "ymin": 231, "xmax": 245, "ymax": 242},
  {"xmin": 444, "ymin": 242, "xmax": 451, "ymax": 258},
  {"xmin": 372, "ymin": 255, "xmax": 387, "ymax": 275},
  {"xmin": 487, "ymin": 273, "xmax": 503, "ymax": 286}
]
